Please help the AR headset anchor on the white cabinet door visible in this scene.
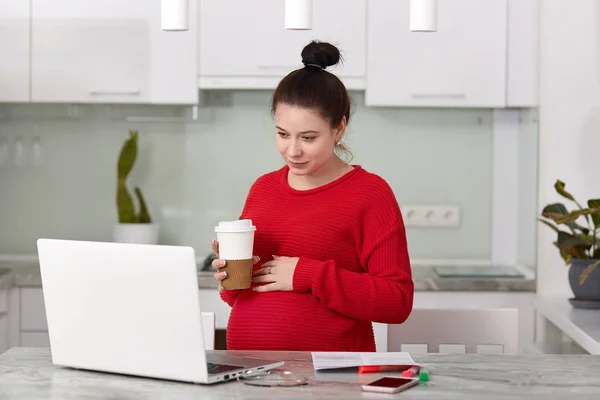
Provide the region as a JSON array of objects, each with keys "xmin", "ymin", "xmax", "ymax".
[
  {"xmin": 413, "ymin": 291, "xmax": 535, "ymax": 353},
  {"xmin": 0, "ymin": 315, "xmax": 8, "ymax": 354},
  {"xmin": 20, "ymin": 332, "xmax": 51, "ymax": 347},
  {"xmin": 198, "ymin": 289, "xmax": 233, "ymax": 331},
  {"xmin": 31, "ymin": 0, "xmax": 198, "ymax": 104},
  {"xmin": 20, "ymin": 287, "xmax": 47, "ymax": 331},
  {"xmin": 199, "ymin": 0, "xmax": 366, "ymax": 89},
  {"xmin": 366, "ymin": 0, "xmax": 508, "ymax": 107},
  {"xmin": 506, "ymin": 0, "xmax": 538, "ymax": 107},
  {"xmin": 0, "ymin": 0, "xmax": 30, "ymax": 102}
]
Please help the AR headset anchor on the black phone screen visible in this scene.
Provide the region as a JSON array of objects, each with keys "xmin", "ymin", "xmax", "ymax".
[{"xmin": 366, "ymin": 377, "xmax": 415, "ymax": 388}]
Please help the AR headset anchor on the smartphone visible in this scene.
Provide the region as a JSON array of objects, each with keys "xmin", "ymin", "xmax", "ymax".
[{"xmin": 361, "ymin": 376, "xmax": 419, "ymax": 394}]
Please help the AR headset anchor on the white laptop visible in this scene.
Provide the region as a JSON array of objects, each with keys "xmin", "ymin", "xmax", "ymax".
[{"xmin": 36, "ymin": 238, "xmax": 283, "ymax": 384}]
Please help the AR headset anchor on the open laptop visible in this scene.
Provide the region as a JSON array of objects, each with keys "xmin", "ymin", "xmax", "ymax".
[{"xmin": 36, "ymin": 238, "xmax": 284, "ymax": 384}]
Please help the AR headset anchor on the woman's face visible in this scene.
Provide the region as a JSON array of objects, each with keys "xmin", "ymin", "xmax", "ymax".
[{"xmin": 274, "ymin": 103, "xmax": 345, "ymax": 177}]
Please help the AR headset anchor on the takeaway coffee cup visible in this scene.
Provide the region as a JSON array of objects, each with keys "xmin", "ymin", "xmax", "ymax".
[{"xmin": 214, "ymin": 219, "xmax": 256, "ymax": 289}]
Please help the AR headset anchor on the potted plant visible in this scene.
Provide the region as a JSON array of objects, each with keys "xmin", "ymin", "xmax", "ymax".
[
  {"xmin": 112, "ymin": 129, "xmax": 159, "ymax": 245},
  {"xmin": 539, "ymin": 180, "xmax": 600, "ymax": 306}
]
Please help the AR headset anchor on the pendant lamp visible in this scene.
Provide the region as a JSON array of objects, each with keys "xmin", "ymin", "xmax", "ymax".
[
  {"xmin": 410, "ymin": 0, "xmax": 438, "ymax": 32},
  {"xmin": 285, "ymin": 0, "xmax": 313, "ymax": 30},
  {"xmin": 161, "ymin": 0, "xmax": 189, "ymax": 31}
]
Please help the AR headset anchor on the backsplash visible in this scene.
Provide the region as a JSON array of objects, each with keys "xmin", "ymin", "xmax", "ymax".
[{"xmin": 0, "ymin": 91, "xmax": 505, "ymax": 260}]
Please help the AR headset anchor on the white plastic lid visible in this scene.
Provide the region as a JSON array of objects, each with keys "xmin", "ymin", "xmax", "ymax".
[{"xmin": 214, "ymin": 219, "xmax": 256, "ymax": 233}]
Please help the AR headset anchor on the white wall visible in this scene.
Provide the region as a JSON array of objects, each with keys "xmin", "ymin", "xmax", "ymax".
[{"xmin": 537, "ymin": 0, "xmax": 600, "ymax": 297}]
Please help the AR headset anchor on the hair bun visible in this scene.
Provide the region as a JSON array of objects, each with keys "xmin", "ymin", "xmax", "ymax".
[{"xmin": 301, "ymin": 40, "xmax": 342, "ymax": 70}]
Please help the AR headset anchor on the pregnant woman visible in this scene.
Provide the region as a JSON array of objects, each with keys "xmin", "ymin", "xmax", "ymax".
[{"xmin": 211, "ymin": 40, "xmax": 414, "ymax": 352}]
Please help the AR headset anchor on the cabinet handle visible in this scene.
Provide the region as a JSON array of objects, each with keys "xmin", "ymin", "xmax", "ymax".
[
  {"xmin": 126, "ymin": 116, "xmax": 186, "ymax": 122},
  {"xmin": 89, "ymin": 90, "xmax": 141, "ymax": 96},
  {"xmin": 411, "ymin": 93, "xmax": 466, "ymax": 99}
]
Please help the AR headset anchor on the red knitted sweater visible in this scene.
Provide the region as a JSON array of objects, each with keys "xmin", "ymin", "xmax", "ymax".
[{"xmin": 220, "ymin": 165, "xmax": 414, "ymax": 351}]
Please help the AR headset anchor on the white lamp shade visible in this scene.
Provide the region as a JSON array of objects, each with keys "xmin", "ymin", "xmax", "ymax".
[
  {"xmin": 410, "ymin": 0, "xmax": 438, "ymax": 32},
  {"xmin": 161, "ymin": 0, "xmax": 189, "ymax": 31},
  {"xmin": 285, "ymin": 0, "xmax": 313, "ymax": 30}
]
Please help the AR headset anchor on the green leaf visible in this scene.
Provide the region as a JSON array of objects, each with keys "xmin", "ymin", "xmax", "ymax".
[
  {"xmin": 541, "ymin": 203, "xmax": 568, "ymax": 218},
  {"xmin": 542, "ymin": 203, "xmax": 592, "ymax": 234},
  {"xmin": 538, "ymin": 218, "xmax": 560, "ymax": 233},
  {"xmin": 588, "ymin": 199, "xmax": 600, "ymax": 228},
  {"xmin": 553, "ymin": 208, "xmax": 600, "ymax": 224},
  {"xmin": 588, "ymin": 199, "xmax": 600, "ymax": 208},
  {"xmin": 558, "ymin": 246, "xmax": 572, "ymax": 265},
  {"xmin": 555, "ymin": 180, "xmax": 575, "ymax": 201},
  {"xmin": 117, "ymin": 183, "xmax": 135, "ymax": 223},
  {"xmin": 134, "ymin": 187, "xmax": 152, "ymax": 223},
  {"xmin": 560, "ymin": 246, "xmax": 588, "ymax": 260},
  {"xmin": 556, "ymin": 231, "xmax": 592, "ymax": 248},
  {"xmin": 117, "ymin": 130, "xmax": 138, "ymax": 179},
  {"xmin": 554, "ymin": 231, "xmax": 592, "ymax": 260},
  {"xmin": 579, "ymin": 260, "xmax": 600, "ymax": 285},
  {"xmin": 582, "ymin": 233, "xmax": 599, "ymax": 243},
  {"xmin": 116, "ymin": 129, "xmax": 139, "ymax": 223}
]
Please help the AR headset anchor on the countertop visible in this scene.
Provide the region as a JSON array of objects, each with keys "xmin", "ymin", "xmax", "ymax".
[
  {"xmin": 1, "ymin": 347, "xmax": 599, "ymax": 399},
  {"xmin": 534, "ymin": 296, "xmax": 600, "ymax": 354},
  {"xmin": 0, "ymin": 260, "xmax": 536, "ymax": 292}
]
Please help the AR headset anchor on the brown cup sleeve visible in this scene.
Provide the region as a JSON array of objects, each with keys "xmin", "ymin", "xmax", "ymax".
[{"xmin": 221, "ymin": 259, "xmax": 254, "ymax": 290}]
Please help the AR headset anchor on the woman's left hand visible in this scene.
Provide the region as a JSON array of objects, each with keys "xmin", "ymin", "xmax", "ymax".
[{"xmin": 252, "ymin": 255, "xmax": 299, "ymax": 292}]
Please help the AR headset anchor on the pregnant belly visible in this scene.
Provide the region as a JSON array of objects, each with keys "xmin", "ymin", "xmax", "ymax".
[{"xmin": 226, "ymin": 290, "xmax": 370, "ymax": 351}]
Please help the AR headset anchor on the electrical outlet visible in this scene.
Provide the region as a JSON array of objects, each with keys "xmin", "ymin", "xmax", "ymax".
[{"xmin": 401, "ymin": 204, "xmax": 460, "ymax": 228}]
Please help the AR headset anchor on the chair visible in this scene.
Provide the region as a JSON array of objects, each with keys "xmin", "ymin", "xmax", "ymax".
[
  {"xmin": 201, "ymin": 312, "xmax": 215, "ymax": 350},
  {"xmin": 388, "ymin": 308, "xmax": 519, "ymax": 354}
]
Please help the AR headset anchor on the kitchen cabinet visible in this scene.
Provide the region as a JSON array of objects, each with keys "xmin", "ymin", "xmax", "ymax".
[
  {"xmin": 31, "ymin": 0, "xmax": 199, "ymax": 104},
  {"xmin": 7, "ymin": 286, "xmax": 212, "ymax": 350},
  {"xmin": 0, "ymin": 285, "xmax": 9, "ymax": 353},
  {"xmin": 4, "ymin": 284, "xmax": 534, "ymax": 354},
  {"xmin": 0, "ymin": 0, "xmax": 30, "ymax": 102},
  {"xmin": 0, "ymin": 315, "xmax": 8, "ymax": 353},
  {"xmin": 20, "ymin": 332, "xmax": 50, "ymax": 347},
  {"xmin": 199, "ymin": 288, "xmax": 534, "ymax": 353},
  {"xmin": 7, "ymin": 287, "xmax": 50, "ymax": 349},
  {"xmin": 411, "ymin": 291, "xmax": 534, "ymax": 354},
  {"xmin": 198, "ymin": 0, "xmax": 366, "ymax": 90},
  {"xmin": 19, "ymin": 287, "xmax": 47, "ymax": 331},
  {"xmin": 506, "ymin": 0, "xmax": 538, "ymax": 107},
  {"xmin": 0, "ymin": 282, "xmax": 12, "ymax": 353},
  {"xmin": 366, "ymin": 0, "xmax": 508, "ymax": 108}
]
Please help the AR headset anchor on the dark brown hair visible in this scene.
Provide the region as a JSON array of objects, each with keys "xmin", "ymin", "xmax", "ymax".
[{"xmin": 272, "ymin": 40, "xmax": 353, "ymax": 161}]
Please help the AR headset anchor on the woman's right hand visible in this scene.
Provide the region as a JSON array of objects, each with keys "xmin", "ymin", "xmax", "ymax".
[
  {"xmin": 211, "ymin": 239, "xmax": 260, "ymax": 292},
  {"xmin": 211, "ymin": 240, "xmax": 228, "ymax": 292}
]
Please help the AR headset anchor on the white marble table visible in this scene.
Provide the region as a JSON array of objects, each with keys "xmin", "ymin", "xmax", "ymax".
[
  {"xmin": 1, "ymin": 347, "xmax": 600, "ymax": 399},
  {"xmin": 534, "ymin": 296, "xmax": 600, "ymax": 354}
]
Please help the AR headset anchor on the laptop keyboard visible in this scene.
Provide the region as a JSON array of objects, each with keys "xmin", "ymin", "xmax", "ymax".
[{"xmin": 207, "ymin": 362, "xmax": 244, "ymax": 375}]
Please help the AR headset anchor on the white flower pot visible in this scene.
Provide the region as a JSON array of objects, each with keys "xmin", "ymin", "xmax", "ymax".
[{"xmin": 113, "ymin": 223, "xmax": 159, "ymax": 245}]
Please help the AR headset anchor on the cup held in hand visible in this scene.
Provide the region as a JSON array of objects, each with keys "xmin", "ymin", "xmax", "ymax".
[
  {"xmin": 214, "ymin": 219, "xmax": 256, "ymax": 290},
  {"xmin": 220, "ymin": 259, "xmax": 254, "ymax": 289}
]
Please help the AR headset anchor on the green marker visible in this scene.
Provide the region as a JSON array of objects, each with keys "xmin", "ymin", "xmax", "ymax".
[{"xmin": 419, "ymin": 367, "xmax": 429, "ymax": 382}]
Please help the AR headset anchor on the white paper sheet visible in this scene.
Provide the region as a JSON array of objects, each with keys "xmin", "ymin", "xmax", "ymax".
[{"xmin": 311, "ymin": 352, "xmax": 419, "ymax": 371}]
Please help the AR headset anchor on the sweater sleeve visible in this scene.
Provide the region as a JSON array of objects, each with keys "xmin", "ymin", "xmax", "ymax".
[
  {"xmin": 220, "ymin": 288, "xmax": 241, "ymax": 307},
  {"xmin": 293, "ymin": 184, "xmax": 414, "ymax": 324}
]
